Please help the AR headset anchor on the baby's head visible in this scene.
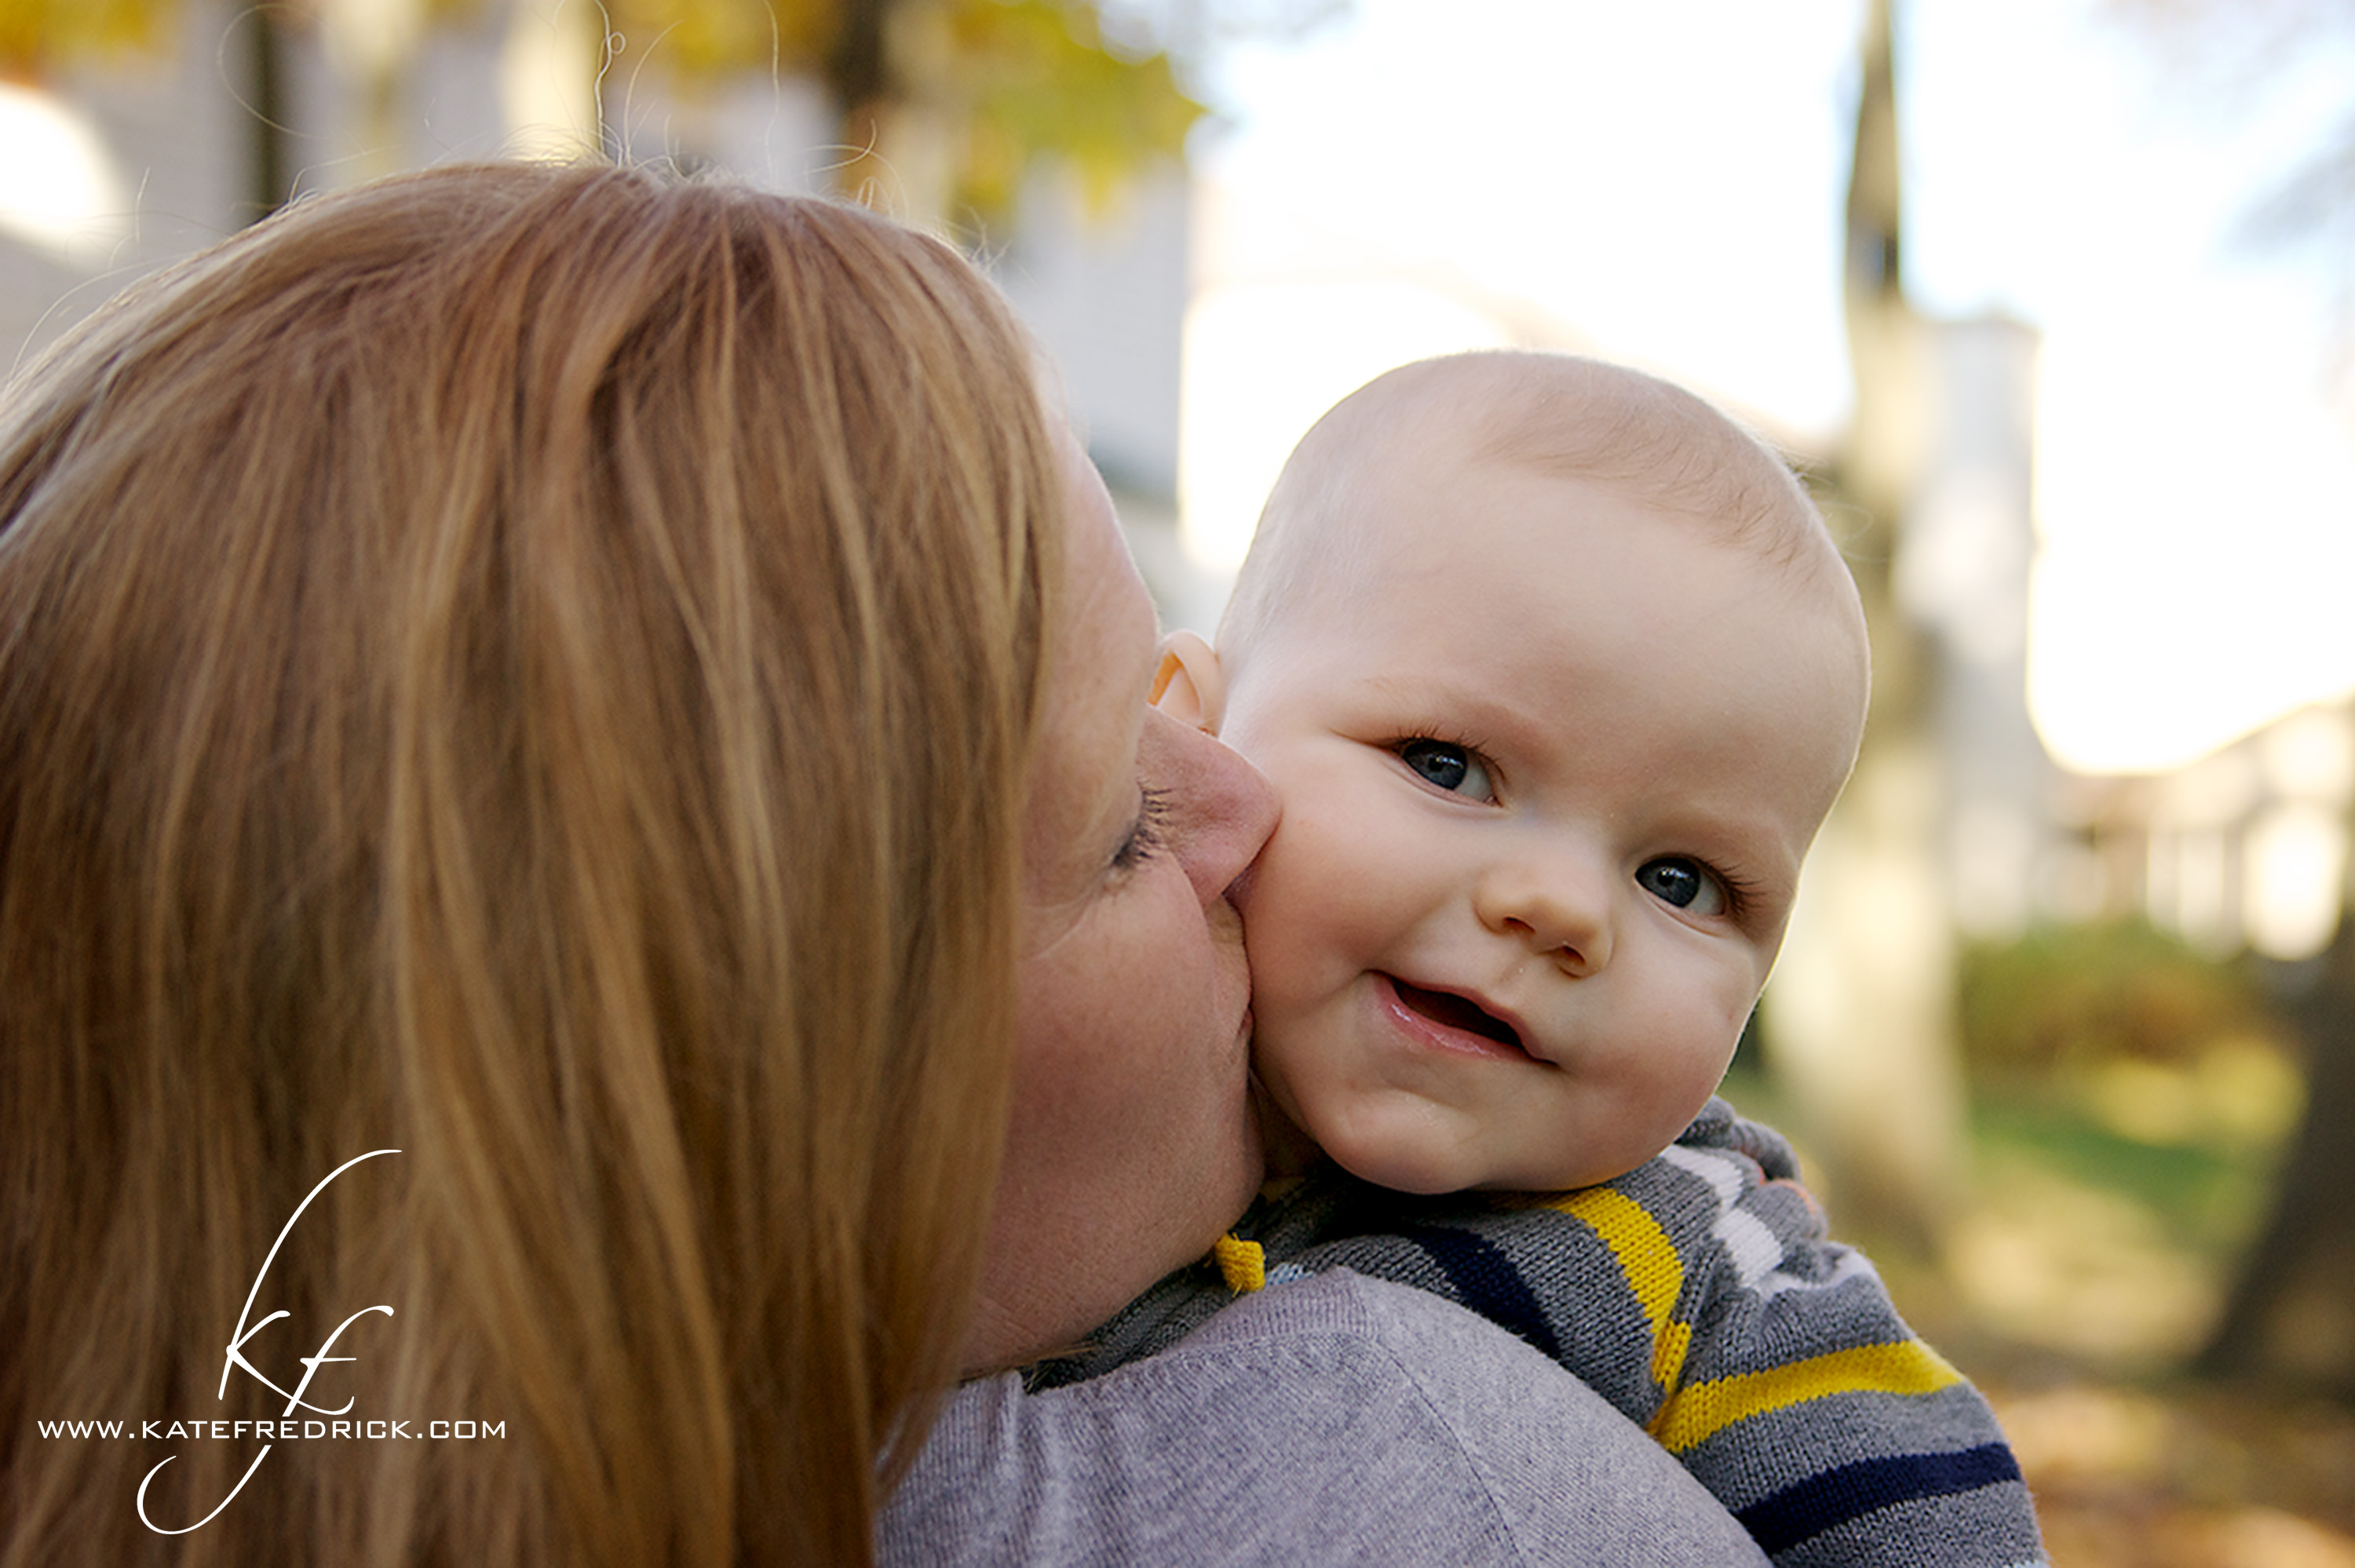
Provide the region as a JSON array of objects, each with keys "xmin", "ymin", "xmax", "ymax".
[{"xmin": 1157, "ymin": 352, "xmax": 1870, "ymax": 1194}]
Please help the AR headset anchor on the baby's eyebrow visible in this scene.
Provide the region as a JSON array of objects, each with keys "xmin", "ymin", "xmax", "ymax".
[
  {"xmin": 1355, "ymin": 673, "xmax": 1541, "ymax": 735},
  {"xmin": 1353, "ymin": 672, "xmax": 1434, "ymax": 703}
]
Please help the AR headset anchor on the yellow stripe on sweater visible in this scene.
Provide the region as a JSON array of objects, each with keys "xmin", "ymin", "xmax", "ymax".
[
  {"xmin": 1544, "ymin": 1187, "xmax": 1690, "ymax": 1395},
  {"xmin": 1649, "ymin": 1340, "xmax": 1966, "ymax": 1454}
]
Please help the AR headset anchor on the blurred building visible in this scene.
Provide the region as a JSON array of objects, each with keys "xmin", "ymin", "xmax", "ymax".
[
  {"xmin": 0, "ymin": 0, "xmax": 1191, "ymax": 585},
  {"xmin": 990, "ymin": 164, "xmax": 1193, "ymax": 619},
  {"xmin": 2059, "ymin": 701, "xmax": 2355, "ymax": 963},
  {"xmin": 1901, "ymin": 315, "xmax": 2077, "ymax": 942},
  {"xmin": 1900, "ymin": 314, "xmax": 2354, "ymax": 965}
]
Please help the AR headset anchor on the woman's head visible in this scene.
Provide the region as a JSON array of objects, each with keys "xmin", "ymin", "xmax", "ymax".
[{"xmin": 0, "ymin": 163, "xmax": 1057, "ymax": 1564}]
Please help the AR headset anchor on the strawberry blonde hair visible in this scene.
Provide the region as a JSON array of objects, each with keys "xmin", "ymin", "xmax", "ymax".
[{"xmin": 0, "ymin": 162, "xmax": 1056, "ymax": 1564}]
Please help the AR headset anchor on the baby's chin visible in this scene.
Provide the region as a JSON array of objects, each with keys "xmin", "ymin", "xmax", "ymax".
[{"xmin": 1302, "ymin": 1096, "xmax": 1580, "ymax": 1197}]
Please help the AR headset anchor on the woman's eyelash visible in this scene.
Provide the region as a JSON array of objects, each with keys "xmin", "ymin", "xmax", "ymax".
[{"xmin": 1113, "ymin": 786, "xmax": 1174, "ymax": 872}]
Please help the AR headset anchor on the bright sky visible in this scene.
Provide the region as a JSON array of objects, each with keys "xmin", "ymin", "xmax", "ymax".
[{"xmin": 1178, "ymin": 0, "xmax": 2355, "ymax": 775}]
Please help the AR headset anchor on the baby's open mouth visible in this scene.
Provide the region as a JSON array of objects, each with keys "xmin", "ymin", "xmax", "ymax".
[{"xmin": 1391, "ymin": 978, "xmax": 1524, "ymax": 1052}]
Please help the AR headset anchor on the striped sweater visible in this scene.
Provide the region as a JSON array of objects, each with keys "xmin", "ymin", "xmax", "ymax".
[{"xmin": 1031, "ymin": 1099, "xmax": 2047, "ymax": 1567}]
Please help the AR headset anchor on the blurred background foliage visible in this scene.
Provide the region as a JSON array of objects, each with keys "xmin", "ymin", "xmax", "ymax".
[
  {"xmin": 0, "ymin": 0, "xmax": 183, "ymax": 68},
  {"xmin": 1961, "ymin": 917, "xmax": 2288, "ymax": 1081},
  {"xmin": 1953, "ymin": 917, "xmax": 2302, "ymax": 1330},
  {"xmin": 0, "ymin": 0, "xmax": 1214, "ymax": 234}
]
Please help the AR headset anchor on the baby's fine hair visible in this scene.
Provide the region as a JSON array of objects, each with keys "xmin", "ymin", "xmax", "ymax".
[{"xmin": 1218, "ymin": 350, "xmax": 1834, "ymax": 657}]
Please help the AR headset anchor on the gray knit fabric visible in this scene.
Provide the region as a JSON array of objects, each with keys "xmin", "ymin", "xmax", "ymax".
[{"xmin": 879, "ymin": 1270, "xmax": 1775, "ymax": 1565}]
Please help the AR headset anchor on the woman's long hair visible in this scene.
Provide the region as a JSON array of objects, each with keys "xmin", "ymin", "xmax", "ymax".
[{"xmin": 0, "ymin": 162, "xmax": 1057, "ymax": 1564}]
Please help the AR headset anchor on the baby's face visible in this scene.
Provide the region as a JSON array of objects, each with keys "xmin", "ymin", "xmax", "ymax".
[{"xmin": 1218, "ymin": 461, "xmax": 1866, "ymax": 1194}]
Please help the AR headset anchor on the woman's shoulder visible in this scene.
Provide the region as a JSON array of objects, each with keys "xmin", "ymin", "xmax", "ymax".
[{"xmin": 878, "ymin": 1271, "xmax": 1768, "ymax": 1566}]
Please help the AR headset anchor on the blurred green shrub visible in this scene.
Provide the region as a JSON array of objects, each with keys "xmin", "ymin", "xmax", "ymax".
[
  {"xmin": 1959, "ymin": 918, "xmax": 2305, "ymax": 1168},
  {"xmin": 1959, "ymin": 918, "xmax": 2283, "ymax": 1078}
]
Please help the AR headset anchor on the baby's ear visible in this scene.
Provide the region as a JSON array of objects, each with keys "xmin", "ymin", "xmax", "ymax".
[{"xmin": 1151, "ymin": 629, "xmax": 1226, "ymax": 734}]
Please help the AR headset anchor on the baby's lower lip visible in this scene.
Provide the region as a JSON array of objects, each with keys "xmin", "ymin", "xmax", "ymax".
[{"xmin": 1378, "ymin": 975, "xmax": 1534, "ymax": 1063}]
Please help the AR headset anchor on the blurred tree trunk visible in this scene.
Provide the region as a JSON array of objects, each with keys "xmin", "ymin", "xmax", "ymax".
[
  {"xmin": 240, "ymin": 3, "xmax": 294, "ymax": 221},
  {"xmin": 825, "ymin": 0, "xmax": 904, "ymax": 199},
  {"xmin": 1761, "ymin": 0, "xmax": 1968, "ymax": 1260},
  {"xmin": 2200, "ymin": 908, "xmax": 2355, "ymax": 1396}
]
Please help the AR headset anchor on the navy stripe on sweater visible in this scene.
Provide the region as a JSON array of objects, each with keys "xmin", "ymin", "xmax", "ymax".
[
  {"xmin": 1737, "ymin": 1442, "xmax": 2024, "ymax": 1554},
  {"xmin": 1398, "ymin": 1226, "xmax": 1562, "ymax": 1362}
]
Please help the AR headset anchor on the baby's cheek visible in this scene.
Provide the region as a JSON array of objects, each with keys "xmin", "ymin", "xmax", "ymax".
[
  {"xmin": 1232, "ymin": 855, "xmax": 1352, "ymax": 1018},
  {"xmin": 1249, "ymin": 1022, "xmax": 1356, "ymax": 1165},
  {"xmin": 1249, "ymin": 961, "xmax": 1345, "ymax": 1077}
]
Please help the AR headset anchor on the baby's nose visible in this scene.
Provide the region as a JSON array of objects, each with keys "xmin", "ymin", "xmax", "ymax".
[{"xmin": 1476, "ymin": 853, "xmax": 1613, "ymax": 975}]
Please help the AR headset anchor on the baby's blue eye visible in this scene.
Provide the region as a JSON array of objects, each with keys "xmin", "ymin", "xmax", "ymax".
[
  {"xmin": 1398, "ymin": 739, "xmax": 1493, "ymax": 800},
  {"xmin": 1637, "ymin": 857, "xmax": 1726, "ymax": 917}
]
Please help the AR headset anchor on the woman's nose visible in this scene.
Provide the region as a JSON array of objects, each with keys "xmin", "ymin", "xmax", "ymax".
[
  {"xmin": 1141, "ymin": 706, "xmax": 1279, "ymax": 906},
  {"xmin": 1475, "ymin": 850, "xmax": 1613, "ymax": 975}
]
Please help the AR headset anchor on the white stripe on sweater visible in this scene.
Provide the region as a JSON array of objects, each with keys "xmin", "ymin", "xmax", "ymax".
[{"xmin": 1660, "ymin": 1142, "xmax": 1884, "ymax": 1303}]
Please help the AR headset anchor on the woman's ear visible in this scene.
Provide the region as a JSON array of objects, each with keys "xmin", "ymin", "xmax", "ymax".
[{"xmin": 1151, "ymin": 629, "xmax": 1226, "ymax": 735}]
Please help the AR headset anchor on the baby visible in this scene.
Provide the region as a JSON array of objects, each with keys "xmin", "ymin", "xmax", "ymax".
[
  {"xmin": 1059, "ymin": 352, "xmax": 2046, "ymax": 1566},
  {"xmin": 1161, "ymin": 349, "xmax": 1869, "ymax": 1199}
]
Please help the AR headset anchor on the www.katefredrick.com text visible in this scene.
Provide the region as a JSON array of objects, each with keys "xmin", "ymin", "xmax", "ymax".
[{"xmin": 38, "ymin": 1419, "xmax": 503, "ymax": 1442}]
